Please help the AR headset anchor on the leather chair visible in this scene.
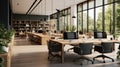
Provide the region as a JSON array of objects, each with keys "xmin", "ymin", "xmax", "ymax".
[
  {"xmin": 93, "ymin": 42, "xmax": 114, "ymax": 63},
  {"xmin": 73, "ymin": 43, "xmax": 93, "ymax": 65},
  {"xmin": 47, "ymin": 40, "xmax": 62, "ymax": 62}
]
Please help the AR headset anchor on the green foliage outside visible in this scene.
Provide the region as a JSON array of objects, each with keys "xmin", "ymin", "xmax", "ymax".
[{"xmin": 116, "ymin": 2, "xmax": 120, "ymax": 33}]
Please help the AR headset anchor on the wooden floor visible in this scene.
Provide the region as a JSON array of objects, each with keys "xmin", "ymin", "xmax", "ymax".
[{"xmin": 11, "ymin": 37, "xmax": 120, "ymax": 67}]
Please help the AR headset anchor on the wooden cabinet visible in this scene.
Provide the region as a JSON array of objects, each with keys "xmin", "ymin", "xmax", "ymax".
[{"xmin": 12, "ymin": 20, "xmax": 50, "ymax": 37}]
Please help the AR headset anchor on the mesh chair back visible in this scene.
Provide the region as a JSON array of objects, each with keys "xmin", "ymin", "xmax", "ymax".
[
  {"xmin": 79, "ymin": 43, "xmax": 93, "ymax": 55},
  {"xmin": 47, "ymin": 40, "xmax": 62, "ymax": 52},
  {"xmin": 74, "ymin": 43, "xmax": 93, "ymax": 55},
  {"xmin": 100, "ymin": 42, "xmax": 114, "ymax": 53}
]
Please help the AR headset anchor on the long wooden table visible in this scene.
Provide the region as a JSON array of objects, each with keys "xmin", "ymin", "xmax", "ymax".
[
  {"xmin": 28, "ymin": 33, "xmax": 51, "ymax": 45},
  {"xmin": 51, "ymin": 39, "xmax": 120, "ymax": 63}
]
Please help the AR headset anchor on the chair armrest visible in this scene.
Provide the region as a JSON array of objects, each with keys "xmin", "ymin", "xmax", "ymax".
[{"xmin": 74, "ymin": 46, "xmax": 83, "ymax": 54}]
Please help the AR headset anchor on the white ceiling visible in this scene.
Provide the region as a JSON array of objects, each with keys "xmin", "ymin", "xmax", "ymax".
[{"xmin": 11, "ymin": 0, "xmax": 86, "ymax": 15}]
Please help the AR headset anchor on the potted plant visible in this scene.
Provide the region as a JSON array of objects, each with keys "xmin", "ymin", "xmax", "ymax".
[
  {"xmin": 65, "ymin": 24, "xmax": 70, "ymax": 32},
  {"xmin": 71, "ymin": 25, "xmax": 76, "ymax": 32},
  {"xmin": 117, "ymin": 45, "xmax": 120, "ymax": 64},
  {"xmin": 0, "ymin": 23, "xmax": 15, "ymax": 53},
  {"xmin": 117, "ymin": 50, "xmax": 120, "ymax": 59}
]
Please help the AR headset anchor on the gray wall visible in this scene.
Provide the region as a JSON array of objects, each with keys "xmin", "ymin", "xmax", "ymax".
[{"xmin": 0, "ymin": 0, "xmax": 10, "ymax": 29}]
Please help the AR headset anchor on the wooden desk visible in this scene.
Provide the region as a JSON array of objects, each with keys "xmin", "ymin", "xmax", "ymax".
[
  {"xmin": 52, "ymin": 33, "xmax": 63, "ymax": 37},
  {"xmin": 0, "ymin": 35, "xmax": 14, "ymax": 67},
  {"xmin": 51, "ymin": 39, "xmax": 120, "ymax": 63},
  {"xmin": 51, "ymin": 39, "xmax": 96, "ymax": 63},
  {"xmin": 28, "ymin": 33, "xmax": 51, "ymax": 45}
]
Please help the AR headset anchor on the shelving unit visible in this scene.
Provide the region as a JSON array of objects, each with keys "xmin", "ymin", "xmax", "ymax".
[{"xmin": 12, "ymin": 20, "xmax": 50, "ymax": 36}]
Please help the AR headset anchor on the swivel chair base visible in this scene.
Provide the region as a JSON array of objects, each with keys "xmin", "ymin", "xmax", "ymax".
[{"xmin": 93, "ymin": 54, "xmax": 114, "ymax": 63}]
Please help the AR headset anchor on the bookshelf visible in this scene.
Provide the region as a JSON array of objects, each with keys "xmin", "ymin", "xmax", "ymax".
[{"xmin": 12, "ymin": 20, "xmax": 50, "ymax": 37}]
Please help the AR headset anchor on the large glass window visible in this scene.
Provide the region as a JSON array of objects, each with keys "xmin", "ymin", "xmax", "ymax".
[
  {"xmin": 96, "ymin": 7, "xmax": 103, "ymax": 31},
  {"xmin": 89, "ymin": 1, "xmax": 94, "ymax": 9},
  {"xmin": 104, "ymin": 4, "xmax": 113, "ymax": 34},
  {"xmin": 104, "ymin": 0, "xmax": 113, "ymax": 4},
  {"xmin": 77, "ymin": 12, "xmax": 82, "ymax": 32},
  {"xmin": 83, "ymin": 11, "xmax": 87, "ymax": 33},
  {"xmin": 59, "ymin": 16, "xmax": 64, "ymax": 31},
  {"xmin": 83, "ymin": 3, "xmax": 87, "ymax": 10},
  {"xmin": 88, "ymin": 9, "xmax": 94, "ymax": 32},
  {"xmin": 56, "ymin": 8, "xmax": 71, "ymax": 32},
  {"xmin": 78, "ymin": 4, "xmax": 82, "ymax": 11},
  {"xmin": 77, "ymin": 0, "xmax": 120, "ymax": 35},
  {"xmin": 115, "ymin": 2, "xmax": 120, "ymax": 34},
  {"xmin": 96, "ymin": 0, "xmax": 103, "ymax": 7}
]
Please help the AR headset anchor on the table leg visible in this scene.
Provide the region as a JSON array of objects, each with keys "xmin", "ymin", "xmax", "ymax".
[
  {"xmin": 118, "ymin": 44, "xmax": 120, "ymax": 49},
  {"xmin": 61, "ymin": 44, "xmax": 64, "ymax": 63}
]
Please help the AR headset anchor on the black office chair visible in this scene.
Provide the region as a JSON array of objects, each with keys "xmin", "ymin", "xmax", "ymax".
[
  {"xmin": 47, "ymin": 40, "xmax": 62, "ymax": 62},
  {"xmin": 93, "ymin": 42, "xmax": 114, "ymax": 63},
  {"xmin": 73, "ymin": 43, "xmax": 93, "ymax": 65}
]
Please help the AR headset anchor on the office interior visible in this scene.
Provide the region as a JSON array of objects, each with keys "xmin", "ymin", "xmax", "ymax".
[{"xmin": 1, "ymin": 0, "xmax": 120, "ymax": 67}]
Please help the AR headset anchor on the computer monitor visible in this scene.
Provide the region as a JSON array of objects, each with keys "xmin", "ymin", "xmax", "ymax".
[
  {"xmin": 94, "ymin": 32, "xmax": 107, "ymax": 39},
  {"xmin": 63, "ymin": 32, "xmax": 78, "ymax": 39},
  {"xmin": 38, "ymin": 30, "xmax": 43, "ymax": 33}
]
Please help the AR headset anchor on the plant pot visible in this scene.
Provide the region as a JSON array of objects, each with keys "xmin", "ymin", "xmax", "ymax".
[
  {"xmin": 2, "ymin": 46, "xmax": 9, "ymax": 52},
  {"xmin": 0, "ymin": 45, "xmax": 9, "ymax": 53}
]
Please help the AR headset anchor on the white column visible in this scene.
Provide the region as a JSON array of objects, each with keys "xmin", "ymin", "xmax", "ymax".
[{"xmin": 71, "ymin": 4, "xmax": 77, "ymax": 31}]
